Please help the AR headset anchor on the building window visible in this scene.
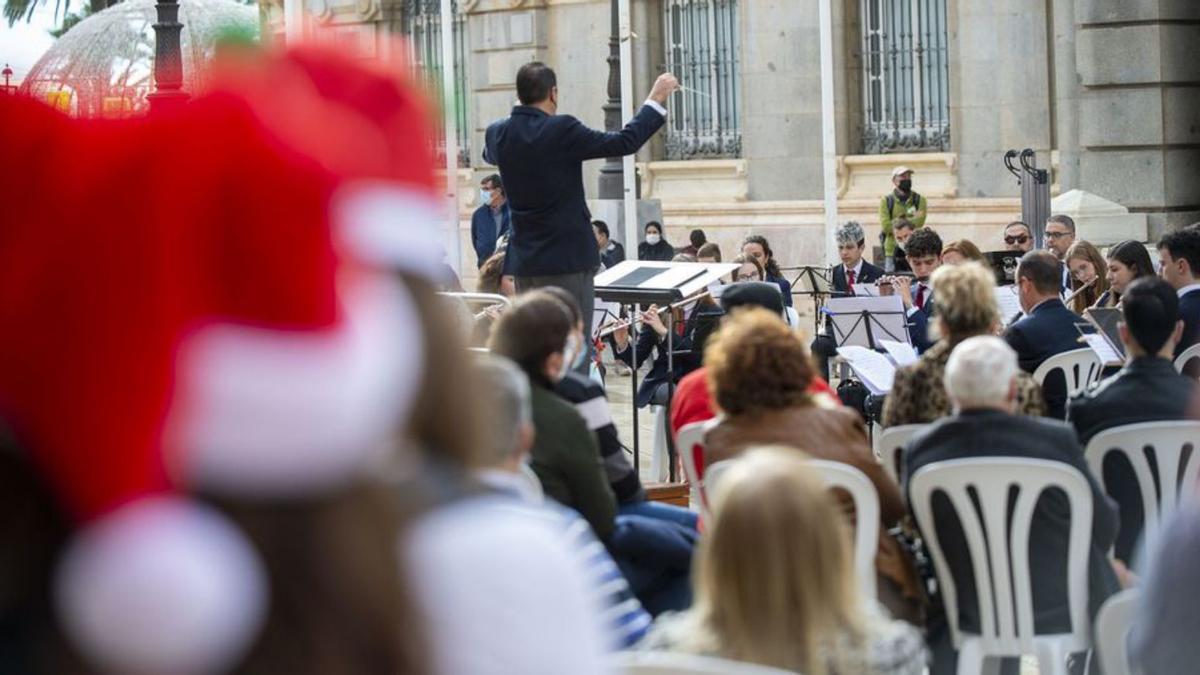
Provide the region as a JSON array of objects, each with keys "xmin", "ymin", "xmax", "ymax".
[
  {"xmin": 662, "ymin": 0, "xmax": 741, "ymax": 160},
  {"xmin": 859, "ymin": 0, "xmax": 949, "ymax": 154},
  {"xmin": 404, "ymin": 0, "xmax": 471, "ymax": 166}
]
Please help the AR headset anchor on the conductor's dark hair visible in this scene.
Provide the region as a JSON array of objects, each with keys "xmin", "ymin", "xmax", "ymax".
[
  {"xmin": 1122, "ymin": 277, "xmax": 1179, "ymax": 355},
  {"xmin": 1016, "ymin": 250, "xmax": 1062, "ymax": 295},
  {"xmin": 481, "ymin": 173, "xmax": 503, "ymax": 193},
  {"xmin": 516, "ymin": 62, "xmax": 556, "ymax": 105},
  {"xmin": 592, "ymin": 220, "xmax": 610, "ymax": 237},
  {"xmin": 689, "ymin": 229, "xmax": 707, "ymax": 248},
  {"xmin": 904, "ymin": 227, "xmax": 942, "ymax": 259},
  {"xmin": 1158, "ymin": 227, "xmax": 1200, "ymax": 277}
]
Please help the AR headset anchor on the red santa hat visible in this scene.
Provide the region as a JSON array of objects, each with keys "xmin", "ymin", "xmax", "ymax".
[{"xmin": 0, "ymin": 44, "xmax": 444, "ymax": 674}]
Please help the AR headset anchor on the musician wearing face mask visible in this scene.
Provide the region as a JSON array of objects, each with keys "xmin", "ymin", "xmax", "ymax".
[{"xmin": 879, "ymin": 166, "xmax": 927, "ymax": 272}]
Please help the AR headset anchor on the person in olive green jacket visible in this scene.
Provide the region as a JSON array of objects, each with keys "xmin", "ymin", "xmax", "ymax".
[
  {"xmin": 879, "ymin": 166, "xmax": 927, "ymax": 271},
  {"xmin": 488, "ymin": 292, "xmax": 617, "ymax": 540}
]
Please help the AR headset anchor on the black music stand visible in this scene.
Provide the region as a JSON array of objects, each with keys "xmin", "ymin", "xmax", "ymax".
[
  {"xmin": 594, "ymin": 261, "xmax": 738, "ymax": 481},
  {"xmin": 786, "ymin": 264, "xmax": 840, "ymax": 334},
  {"xmin": 824, "ymin": 296, "xmax": 912, "ymax": 350}
]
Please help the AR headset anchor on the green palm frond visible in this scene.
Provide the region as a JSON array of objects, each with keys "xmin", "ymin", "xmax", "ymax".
[{"xmin": 4, "ymin": 0, "xmax": 70, "ymax": 28}]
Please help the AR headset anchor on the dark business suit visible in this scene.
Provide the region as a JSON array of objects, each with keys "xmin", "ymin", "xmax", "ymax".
[
  {"xmin": 600, "ymin": 241, "xmax": 625, "ymax": 270},
  {"xmin": 1068, "ymin": 357, "xmax": 1198, "ymax": 561},
  {"xmin": 904, "ymin": 410, "xmax": 1120, "ymax": 673},
  {"xmin": 811, "ymin": 260, "xmax": 885, "ymax": 379},
  {"xmin": 1003, "ymin": 298, "xmax": 1082, "ymax": 419},
  {"xmin": 1174, "ymin": 288, "xmax": 1200, "ymax": 365},
  {"xmin": 906, "ymin": 282, "xmax": 935, "ymax": 354},
  {"xmin": 470, "ymin": 201, "xmax": 511, "ymax": 267}
]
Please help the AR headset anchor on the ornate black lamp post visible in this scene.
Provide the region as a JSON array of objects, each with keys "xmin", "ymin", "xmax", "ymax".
[
  {"xmin": 596, "ymin": 0, "xmax": 623, "ymax": 200},
  {"xmin": 147, "ymin": 0, "xmax": 188, "ymax": 110}
]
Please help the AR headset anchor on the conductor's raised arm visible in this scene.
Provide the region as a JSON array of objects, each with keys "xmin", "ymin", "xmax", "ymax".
[{"xmin": 565, "ymin": 72, "xmax": 680, "ymax": 160}]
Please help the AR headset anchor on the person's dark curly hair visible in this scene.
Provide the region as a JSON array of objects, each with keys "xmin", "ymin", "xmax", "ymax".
[
  {"xmin": 904, "ymin": 227, "xmax": 943, "ymax": 259},
  {"xmin": 704, "ymin": 308, "xmax": 813, "ymax": 416}
]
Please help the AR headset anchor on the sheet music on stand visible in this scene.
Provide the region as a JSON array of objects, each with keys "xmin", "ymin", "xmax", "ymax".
[
  {"xmin": 592, "ymin": 299, "xmax": 622, "ymax": 340},
  {"xmin": 1074, "ymin": 322, "xmax": 1124, "ymax": 366},
  {"xmin": 1079, "ymin": 307, "xmax": 1126, "ymax": 364},
  {"xmin": 824, "ymin": 296, "xmax": 911, "ymax": 349},
  {"xmin": 995, "ymin": 285, "xmax": 1023, "ymax": 327},
  {"xmin": 878, "ymin": 339, "xmax": 918, "ymax": 366},
  {"xmin": 850, "ymin": 283, "xmax": 882, "ymax": 297},
  {"xmin": 835, "ymin": 346, "xmax": 897, "ymax": 395}
]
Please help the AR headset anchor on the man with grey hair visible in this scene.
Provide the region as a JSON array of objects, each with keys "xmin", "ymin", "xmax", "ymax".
[
  {"xmin": 811, "ymin": 220, "xmax": 885, "ymax": 379},
  {"xmin": 1045, "ymin": 214, "xmax": 1076, "ymax": 292},
  {"xmin": 903, "ymin": 336, "xmax": 1121, "ymax": 675},
  {"xmin": 470, "ymin": 354, "xmax": 652, "ymax": 646}
]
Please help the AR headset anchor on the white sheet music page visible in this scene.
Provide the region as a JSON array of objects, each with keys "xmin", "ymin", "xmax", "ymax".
[
  {"xmin": 879, "ymin": 339, "xmax": 919, "ymax": 367},
  {"xmin": 995, "ymin": 286, "xmax": 1023, "ymax": 326},
  {"xmin": 1082, "ymin": 333, "xmax": 1122, "ymax": 366},
  {"xmin": 835, "ymin": 346, "xmax": 897, "ymax": 395},
  {"xmin": 850, "ymin": 284, "xmax": 881, "ymax": 297}
]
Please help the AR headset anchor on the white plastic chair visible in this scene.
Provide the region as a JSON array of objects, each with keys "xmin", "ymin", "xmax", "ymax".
[
  {"xmin": 806, "ymin": 460, "xmax": 879, "ymax": 600},
  {"xmin": 1174, "ymin": 342, "xmax": 1200, "ymax": 375},
  {"xmin": 609, "ymin": 651, "xmax": 798, "ymax": 674},
  {"xmin": 909, "ymin": 458, "xmax": 1094, "ymax": 675},
  {"xmin": 702, "ymin": 460, "xmax": 736, "ymax": 500},
  {"xmin": 876, "ymin": 423, "xmax": 926, "ymax": 487},
  {"xmin": 1032, "ymin": 348, "xmax": 1104, "ymax": 398},
  {"xmin": 1084, "ymin": 421, "xmax": 1200, "ymax": 552},
  {"xmin": 675, "ymin": 418, "xmax": 720, "ymax": 514},
  {"xmin": 1094, "ymin": 589, "xmax": 1141, "ymax": 675}
]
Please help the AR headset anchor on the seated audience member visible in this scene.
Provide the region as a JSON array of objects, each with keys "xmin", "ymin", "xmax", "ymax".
[
  {"xmin": 669, "ymin": 282, "xmax": 840, "ymax": 438},
  {"xmin": 1003, "ymin": 220, "xmax": 1034, "ymax": 253},
  {"xmin": 730, "ymin": 253, "xmax": 764, "ymax": 282},
  {"xmin": 681, "ymin": 229, "xmax": 707, "ymax": 257},
  {"xmin": 465, "ymin": 354, "xmax": 653, "ymax": 648},
  {"xmin": 489, "ymin": 294, "xmax": 695, "ymax": 615},
  {"xmin": 1004, "ymin": 250, "xmax": 1084, "ymax": 419},
  {"xmin": 1157, "ymin": 226, "xmax": 1200, "ymax": 361},
  {"xmin": 811, "ymin": 221, "xmax": 885, "ymax": 379},
  {"xmin": 885, "ymin": 226, "xmax": 943, "ymax": 353},
  {"xmin": 882, "ymin": 263, "xmax": 1044, "ymax": 427},
  {"xmin": 640, "ymin": 448, "xmax": 925, "ymax": 674},
  {"xmin": 1096, "ymin": 239, "xmax": 1155, "ymax": 308},
  {"xmin": 672, "ymin": 253, "xmax": 698, "ymax": 264},
  {"xmin": 741, "ymin": 234, "xmax": 793, "ymax": 307},
  {"xmin": 891, "ymin": 217, "xmax": 916, "ymax": 273},
  {"xmin": 1064, "ymin": 240, "xmax": 1108, "ymax": 313},
  {"xmin": 903, "ymin": 336, "xmax": 1121, "ymax": 675},
  {"xmin": 611, "ymin": 287, "xmax": 723, "ymax": 410},
  {"xmin": 1069, "ymin": 277, "xmax": 1198, "ymax": 562},
  {"xmin": 1131, "ymin": 504, "xmax": 1200, "ymax": 674},
  {"xmin": 696, "ymin": 242, "xmax": 721, "ymax": 263},
  {"xmin": 593, "ymin": 220, "xmax": 625, "ymax": 270},
  {"xmin": 542, "ymin": 287, "xmax": 697, "ymax": 530},
  {"xmin": 940, "ymin": 239, "xmax": 983, "ymax": 265},
  {"xmin": 1045, "ymin": 215, "xmax": 1076, "ymax": 293},
  {"xmin": 638, "ymin": 221, "xmax": 675, "ymax": 262},
  {"xmin": 471, "ymin": 252, "xmax": 515, "ymax": 346},
  {"xmin": 703, "ymin": 308, "xmax": 922, "ymax": 621}
]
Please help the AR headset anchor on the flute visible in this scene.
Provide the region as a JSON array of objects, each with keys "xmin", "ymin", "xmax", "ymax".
[
  {"xmin": 1063, "ymin": 275, "xmax": 1099, "ymax": 306},
  {"xmin": 596, "ymin": 290, "xmax": 713, "ymax": 339}
]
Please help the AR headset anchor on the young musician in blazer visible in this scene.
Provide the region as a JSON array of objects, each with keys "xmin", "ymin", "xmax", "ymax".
[
  {"xmin": 611, "ymin": 292, "xmax": 723, "ymax": 408},
  {"xmin": 885, "ymin": 227, "xmax": 943, "ymax": 354},
  {"xmin": 811, "ymin": 221, "xmax": 884, "ymax": 379},
  {"xmin": 1156, "ymin": 227, "xmax": 1200, "ymax": 367}
]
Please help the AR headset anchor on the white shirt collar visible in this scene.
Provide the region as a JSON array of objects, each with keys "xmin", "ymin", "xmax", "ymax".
[
  {"xmin": 1177, "ymin": 283, "xmax": 1200, "ymax": 298},
  {"xmin": 844, "ymin": 259, "xmax": 864, "ymax": 277}
]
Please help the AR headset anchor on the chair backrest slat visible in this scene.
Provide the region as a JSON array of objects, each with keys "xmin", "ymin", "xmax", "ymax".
[
  {"xmin": 877, "ymin": 424, "xmax": 926, "ymax": 487},
  {"xmin": 1032, "ymin": 348, "xmax": 1103, "ymax": 398},
  {"xmin": 806, "ymin": 460, "xmax": 879, "ymax": 600}
]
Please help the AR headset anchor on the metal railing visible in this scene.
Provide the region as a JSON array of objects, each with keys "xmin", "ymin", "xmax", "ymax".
[
  {"xmin": 662, "ymin": 0, "xmax": 741, "ymax": 159},
  {"xmin": 404, "ymin": 0, "xmax": 471, "ymax": 166},
  {"xmin": 859, "ymin": 0, "xmax": 950, "ymax": 154}
]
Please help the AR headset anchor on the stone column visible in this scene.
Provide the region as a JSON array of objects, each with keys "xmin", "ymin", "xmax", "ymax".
[{"xmin": 1074, "ymin": 0, "xmax": 1200, "ymax": 238}]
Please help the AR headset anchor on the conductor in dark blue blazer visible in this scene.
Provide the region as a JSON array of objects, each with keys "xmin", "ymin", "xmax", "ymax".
[
  {"xmin": 483, "ymin": 62, "xmax": 678, "ymax": 343},
  {"xmin": 1003, "ymin": 251, "xmax": 1085, "ymax": 419}
]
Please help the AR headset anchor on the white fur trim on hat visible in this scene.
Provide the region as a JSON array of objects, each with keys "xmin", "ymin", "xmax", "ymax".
[
  {"xmin": 333, "ymin": 181, "xmax": 453, "ymax": 282},
  {"xmin": 56, "ymin": 496, "xmax": 267, "ymax": 675},
  {"xmin": 169, "ymin": 275, "xmax": 423, "ymax": 498}
]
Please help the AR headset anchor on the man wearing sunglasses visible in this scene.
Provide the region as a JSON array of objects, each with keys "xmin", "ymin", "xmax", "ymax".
[{"xmin": 1004, "ymin": 221, "xmax": 1034, "ymax": 253}]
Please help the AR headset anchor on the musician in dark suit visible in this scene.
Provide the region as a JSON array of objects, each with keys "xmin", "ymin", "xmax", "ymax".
[
  {"xmin": 483, "ymin": 62, "xmax": 677, "ymax": 344},
  {"xmin": 1069, "ymin": 277, "xmax": 1198, "ymax": 562},
  {"xmin": 810, "ymin": 221, "xmax": 885, "ymax": 379},
  {"xmin": 1156, "ymin": 226, "xmax": 1200, "ymax": 369},
  {"xmin": 1003, "ymin": 251, "xmax": 1084, "ymax": 419},
  {"xmin": 885, "ymin": 226, "xmax": 943, "ymax": 353},
  {"xmin": 904, "ymin": 336, "xmax": 1120, "ymax": 675},
  {"xmin": 612, "ymin": 296, "xmax": 723, "ymax": 408}
]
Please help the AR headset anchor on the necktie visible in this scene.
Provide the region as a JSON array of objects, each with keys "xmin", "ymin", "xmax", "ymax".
[
  {"xmin": 915, "ymin": 283, "xmax": 926, "ymax": 310},
  {"xmin": 847, "ymin": 269, "xmax": 856, "ymax": 295}
]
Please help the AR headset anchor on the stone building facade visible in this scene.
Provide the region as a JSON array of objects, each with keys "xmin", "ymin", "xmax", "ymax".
[{"xmin": 266, "ymin": 0, "xmax": 1199, "ymax": 281}]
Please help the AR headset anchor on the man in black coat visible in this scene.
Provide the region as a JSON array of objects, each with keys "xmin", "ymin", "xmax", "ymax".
[
  {"xmin": 1069, "ymin": 277, "xmax": 1198, "ymax": 561},
  {"xmin": 1157, "ymin": 225, "xmax": 1200, "ymax": 370},
  {"xmin": 484, "ymin": 62, "xmax": 678, "ymax": 344},
  {"xmin": 904, "ymin": 336, "xmax": 1121, "ymax": 675},
  {"xmin": 1003, "ymin": 250, "xmax": 1084, "ymax": 419},
  {"xmin": 811, "ymin": 220, "xmax": 884, "ymax": 379}
]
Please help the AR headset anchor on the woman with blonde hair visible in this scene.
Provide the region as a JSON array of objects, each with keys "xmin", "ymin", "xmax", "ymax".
[
  {"xmin": 1064, "ymin": 240, "xmax": 1110, "ymax": 313},
  {"xmin": 882, "ymin": 262, "xmax": 1044, "ymax": 426},
  {"xmin": 640, "ymin": 447, "xmax": 924, "ymax": 674}
]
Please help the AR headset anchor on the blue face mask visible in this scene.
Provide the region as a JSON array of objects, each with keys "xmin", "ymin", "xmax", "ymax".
[{"xmin": 480, "ymin": 189, "xmax": 492, "ymax": 206}]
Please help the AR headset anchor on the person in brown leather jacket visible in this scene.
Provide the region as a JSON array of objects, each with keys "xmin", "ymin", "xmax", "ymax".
[{"xmin": 702, "ymin": 308, "xmax": 923, "ymax": 623}]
